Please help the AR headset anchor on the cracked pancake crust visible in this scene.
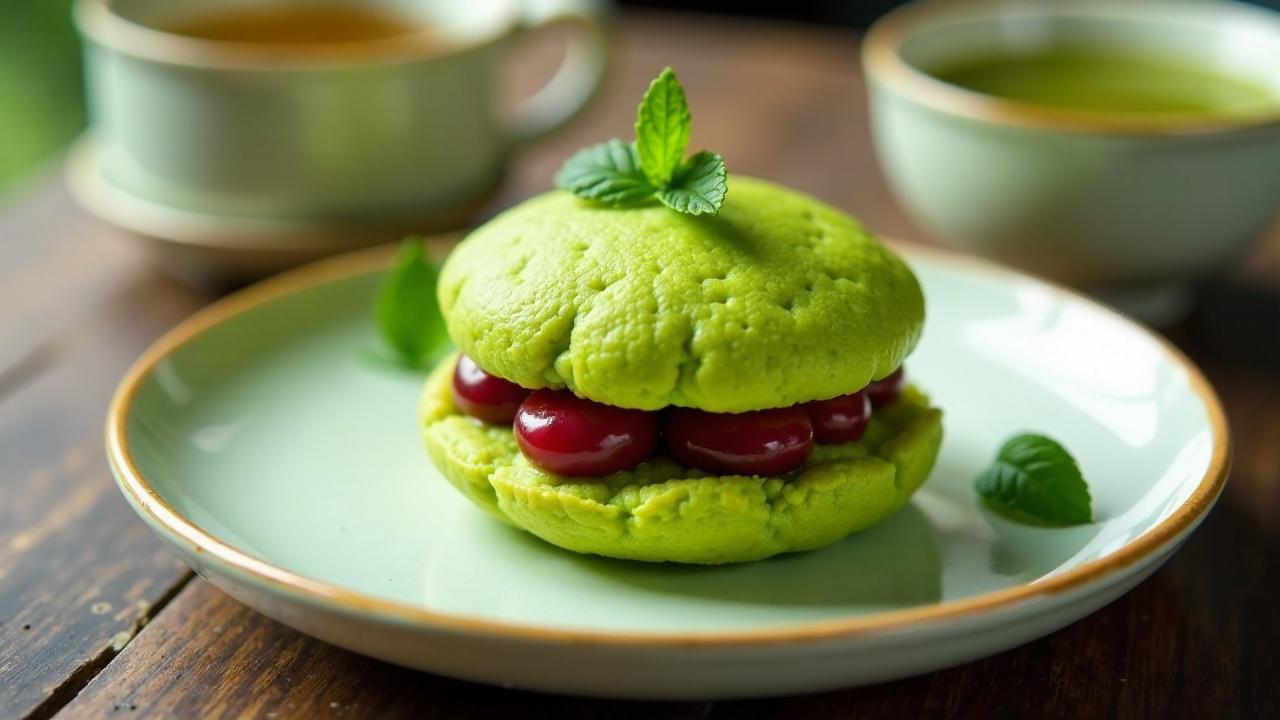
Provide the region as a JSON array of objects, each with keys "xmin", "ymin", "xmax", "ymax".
[{"xmin": 437, "ymin": 177, "xmax": 925, "ymax": 413}]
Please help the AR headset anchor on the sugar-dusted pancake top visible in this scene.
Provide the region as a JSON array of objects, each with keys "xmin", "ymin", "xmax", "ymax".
[{"xmin": 438, "ymin": 176, "xmax": 924, "ymax": 412}]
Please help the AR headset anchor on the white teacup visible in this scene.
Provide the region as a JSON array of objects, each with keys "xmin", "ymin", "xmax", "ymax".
[{"xmin": 74, "ymin": 0, "xmax": 609, "ymax": 221}]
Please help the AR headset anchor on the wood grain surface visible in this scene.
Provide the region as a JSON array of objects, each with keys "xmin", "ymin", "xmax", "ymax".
[
  {"xmin": 55, "ymin": 581, "xmax": 712, "ymax": 719},
  {"xmin": 0, "ymin": 186, "xmax": 205, "ymax": 718},
  {"xmin": 1, "ymin": 9, "xmax": 1277, "ymax": 720}
]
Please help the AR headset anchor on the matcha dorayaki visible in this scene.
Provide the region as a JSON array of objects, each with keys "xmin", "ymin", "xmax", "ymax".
[{"xmin": 420, "ymin": 179, "xmax": 942, "ymax": 564}]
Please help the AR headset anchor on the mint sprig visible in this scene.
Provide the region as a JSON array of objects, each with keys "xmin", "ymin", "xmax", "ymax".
[
  {"xmin": 555, "ymin": 67, "xmax": 728, "ymax": 216},
  {"xmin": 975, "ymin": 434, "xmax": 1093, "ymax": 526},
  {"xmin": 375, "ymin": 238, "xmax": 450, "ymax": 369}
]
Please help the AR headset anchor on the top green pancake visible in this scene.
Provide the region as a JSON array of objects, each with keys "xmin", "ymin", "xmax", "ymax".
[{"xmin": 438, "ymin": 176, "xmax": 924, "ymax": 412}]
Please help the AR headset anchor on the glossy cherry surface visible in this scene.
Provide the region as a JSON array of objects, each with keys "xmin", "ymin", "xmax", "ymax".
[
  {"xmin": 663, "ymin": 406, "xmax": 814, "ymax": 476},
  {"xmin": 451, "ymin": 354, "xmax": 530, "ymax": 425},
  {"xmin": 866, "ymin": 367, "xmax": 905, "ymax": 409},
  {"xmin": 514, "ymin": 390, "xmax": 659, "ymax": 477},
  {"xmin": 803, "ymin": 390, "xmax": 872, "ymax": 444}
]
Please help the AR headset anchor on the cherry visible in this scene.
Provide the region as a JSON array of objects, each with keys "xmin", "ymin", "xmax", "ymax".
[
  {"xmin": 514, "ymin": 390, "xmax": 659, "ymax": 477},
  {"xmin": 866, "ymin": 367, "xmax": 905, "ymax": 409},
  {"xmin": 451, "ymin": 354, "xmax": 529, "ymax": 425},
  {"xmin": 663, "ymin": 406, "xmax": 813, "ymax": 476},
  {"xmin": 803, "ymin": 390, "xmax": 872, "ymax": 444}
]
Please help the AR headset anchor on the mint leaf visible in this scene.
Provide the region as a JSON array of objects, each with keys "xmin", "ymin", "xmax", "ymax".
[
  {"xmin": 553, "ymin": 66, "xmax": 728, "ymax": 216},
  {"xmin": 375, "ymin": 238, "xmax": 449, "ymax": 369},
  {"xmin": 554, "ymin": 139, "xmax": 656, "ymax": 206},
  {"xmin": 656, "ymin": 151, "xmax": 727, "ymax": 215},
  {"xmin": 975, "ymin": 434, "xmax": 1093, "ymax": 526},
  {"xmin": 634, "ymin": 67, "xmax": 691, "ymax": 187}
]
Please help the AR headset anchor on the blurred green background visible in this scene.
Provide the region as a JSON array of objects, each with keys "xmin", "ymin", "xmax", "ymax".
[{"xmin": 0, "ymin": 0, "xmax": 84, "ymax": 199}]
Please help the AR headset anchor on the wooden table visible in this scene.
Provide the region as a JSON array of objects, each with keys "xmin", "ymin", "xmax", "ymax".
[{"xmin": 3, "ymin": 11, "xmax": 1278, "ymax": 719}]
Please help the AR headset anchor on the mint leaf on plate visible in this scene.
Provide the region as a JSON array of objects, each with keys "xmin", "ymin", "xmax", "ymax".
[
  {"xmin": 375, "ymin": 238, "xmax": 449, "ymax": 369},
  {"xmin": 634, "ymin": 67, "xmax": 691, "ymax": 187},
  {"xmin": 656, "ymin": 150, "xmax": 727, "ymax": 215},
  {"xmin": 975, "ymin": 433, "xmax": 1093, "ymax": 526},
  {"xmin": 554, "ymin": 139, "xmax": 656, "ymax": 206}
]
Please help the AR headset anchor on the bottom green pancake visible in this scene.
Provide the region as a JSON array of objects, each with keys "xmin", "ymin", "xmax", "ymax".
[{"xmin": 420, "ymin": 356, "xmax": 943, "ymax": 564}]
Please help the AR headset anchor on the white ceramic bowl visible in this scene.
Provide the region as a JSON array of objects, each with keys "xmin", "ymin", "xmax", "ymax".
[{"xmin": 865, "ymin": 0, "xmax": 1280, "ymax": 322}]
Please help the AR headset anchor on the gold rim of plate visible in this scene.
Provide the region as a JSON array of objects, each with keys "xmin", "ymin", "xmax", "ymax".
[{"xmin": 105, "ymin": 237, "xmax": 1231, "ymax": 648}]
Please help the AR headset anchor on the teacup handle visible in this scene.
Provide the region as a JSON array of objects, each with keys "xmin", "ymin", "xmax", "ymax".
[{"xmin": 508, "ymin": 0, "xmax": 611, "ymax": 144}]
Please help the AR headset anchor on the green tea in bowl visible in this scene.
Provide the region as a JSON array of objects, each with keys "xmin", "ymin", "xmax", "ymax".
[
  {"xmin": 863, "ymin": 0, "xmax": 1280, "ymax": 324},
  {"xmin": 931, "ymin": 49, "xmax": 1278, "ymax": 118}
]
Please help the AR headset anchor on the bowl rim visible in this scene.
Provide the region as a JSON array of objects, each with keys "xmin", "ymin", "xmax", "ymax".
[
  {"xmin": 105, "ymin": 238, "xmax": 1232, "ymax": 648},
  {"xmin": 862, "ymin": 0, "xmax": 1280, "ymax": 136}
]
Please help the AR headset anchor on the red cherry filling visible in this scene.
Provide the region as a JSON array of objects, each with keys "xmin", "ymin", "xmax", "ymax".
[
  {"xmin": 451, "ymin": 354, "xmax": 530, "ymax": 425},
  {"xmin": 514, "ymin": 390, "xmax": 659, "ymax": 477},
  {"xmin": 482, "ymin": 364, "xmax": 911, "ymax": 475},
  {"xmin": 663, "ymin": 407, "xmax": 814, "ymax": 476},
  {"xmin": 866, "ymin": 367, "xmax": 905, "ymax": 409},
  {"xmin": 802, "ymin": 390, "xmax": 872, "ymax": 444}
]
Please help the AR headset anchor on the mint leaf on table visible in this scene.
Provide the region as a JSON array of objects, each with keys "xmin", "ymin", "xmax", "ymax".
[
  {"xmin": 634, "ymin": 67, "xmax": 691, "ymax": 187},
  {"xmin": 554, "ymin": 139, "xmax": 655, "ymax": 205},
  {"xmin": 656, "ymin": 151, "xmax": 727, "ymax": 215},
  {"xmin": 554, "ymin": 66, "xmax": 727, "ymax": 216},
  {"xmin": 375, "ymin": 238, "xmax": 449, "ymax": 370},
  {"xmin": 975, "ymin": 433, "xmax": 1093, "ymax": 526}
]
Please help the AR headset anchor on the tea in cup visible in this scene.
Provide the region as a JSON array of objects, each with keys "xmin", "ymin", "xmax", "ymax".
[{"xmin": 71, "ymin": 0, "xmax": 609, "ymax": 283}]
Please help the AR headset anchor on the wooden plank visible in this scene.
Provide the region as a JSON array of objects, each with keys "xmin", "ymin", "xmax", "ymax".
[
  {"xmin": 0, "ymin": 179, "xmax": 145, "ymax": 393},
  {"xmin": 0, "ymin": 269, "xmax": 207, "ymax": 719},
  {"xmin": 57, "ymin": 580, "xmax": 713, "ymax": 720}
]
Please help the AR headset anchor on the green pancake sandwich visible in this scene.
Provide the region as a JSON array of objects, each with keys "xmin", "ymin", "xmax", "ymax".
[{"xmin": 418, "ymin": 69, "xmax": 942, "ymax": 564}]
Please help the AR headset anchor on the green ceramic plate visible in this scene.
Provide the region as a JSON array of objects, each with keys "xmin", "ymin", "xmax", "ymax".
[{"xmin": 107, "ymin": 242, "xmax": 1227, "ymax": 699}]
